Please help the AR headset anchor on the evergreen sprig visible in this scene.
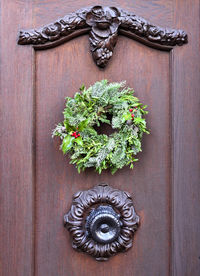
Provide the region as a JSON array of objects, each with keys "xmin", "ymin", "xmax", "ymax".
[{"xmin": 52, "ymin": 80, "xmax": 149, "ymax": 174}]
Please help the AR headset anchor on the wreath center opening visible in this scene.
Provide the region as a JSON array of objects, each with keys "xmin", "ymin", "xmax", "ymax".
[{"xmin": 94, "ymin": 113, "xmax": 115, "ymax": 136}]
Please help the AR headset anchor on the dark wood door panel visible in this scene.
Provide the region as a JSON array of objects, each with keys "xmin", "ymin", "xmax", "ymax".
[
  {"xmin": 0, "ymin": 1, "xmax": 34, "ymax": 276},
  {"xmin": 172, "ymin": 1, "xmax": 200, "ymax": 275},
  {"xmin": 1, "ymin": 0, "xmax": 200, "ymax": 276},
  {"xmin": 35, "ymin": 35, "xmax": 170, "ymax": 276}
]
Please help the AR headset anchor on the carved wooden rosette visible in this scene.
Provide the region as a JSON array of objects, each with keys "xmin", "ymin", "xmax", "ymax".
[
  {"xmin": 18, "ymin": 5, "xmax": 188, "ymax": 68},
  {"xmin": 64, "ymin": 183, "xmax": 139, "ymax": 261}
]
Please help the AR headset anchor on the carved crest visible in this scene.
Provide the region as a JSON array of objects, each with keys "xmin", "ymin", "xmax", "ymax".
[{"xmin": 18, "ymin": 6, "xmax": 188, "ymax": 67}]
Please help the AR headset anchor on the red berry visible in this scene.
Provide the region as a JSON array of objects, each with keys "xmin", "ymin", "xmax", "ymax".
[
  {"xmin": 129, "ymin": 109, "xmax": 133, "ymax": 112},
  {"xmin": 78, "ymin": 134, "xmax": 80, "ymax": 137},
  {"xmin": 131, "ymin": 114, "xmax": 134, "ymax": 117}
]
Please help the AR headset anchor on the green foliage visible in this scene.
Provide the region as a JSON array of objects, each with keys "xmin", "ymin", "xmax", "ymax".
[
  {"xmin": 52, "ymin": 80, "xmax": 149, "ymax": 174},
  {"xmin": 61, "ymin": 135, "xmax": 75, "ymax": 153}
]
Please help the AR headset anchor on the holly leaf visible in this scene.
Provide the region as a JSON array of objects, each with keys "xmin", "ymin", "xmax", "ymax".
[
  {"xmin": 122, "ymin": 112, "xmax": 131, "ymax": 120},
  {"xmin": 63, "ymin": 121, "xmax": 74, "ymax": 132},
  {"xmin": 78, "ymin": 119, "xmax": 89, "ymax": 131},
  {"xmin": 74, "ymin": 136, "xmax": 83, "ymax": 146},
  {"xmin": 62, "ymin": 135, "xmax": 75, "ymax": 153},
  {"xmin": 80, "ymin": 84, "xmax": 85, "ymax": 91}
]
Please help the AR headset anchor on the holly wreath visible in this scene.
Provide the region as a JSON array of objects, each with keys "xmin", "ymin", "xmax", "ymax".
[{"xmin": 52, "ymin": 80, "xmax": 149, "ymax": 174}]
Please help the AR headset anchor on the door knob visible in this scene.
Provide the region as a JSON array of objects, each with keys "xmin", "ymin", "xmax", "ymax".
[
  {"xmin": 85, "ymin": 205, "xmax": 122, "ymax": 244},
  {"xmin": 64, "ymin": 183, "xmax": 139, "ymax": 261}
]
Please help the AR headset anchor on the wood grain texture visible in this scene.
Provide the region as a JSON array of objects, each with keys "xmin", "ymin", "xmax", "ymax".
[
  {"xmin": 30, "ymin": 1, "xmax": 172, "ymax": 276},
  {"xmin": 0, "ymin": 1, "xmax": 34, "ymax": 276},
  {"xmin": 35, "ymin": 34, "xmax": 170, "ymax": 276},
  {"xmin": 172, "ymin": 0, "xmax": 200, "ymax": 275},
  {"xmin": 1, "ymin": 1, "xmax": 199, "ymax": 276},
  {"xmin": 33, "ymin": 0, "xmax": 173, "ymax": 28}
]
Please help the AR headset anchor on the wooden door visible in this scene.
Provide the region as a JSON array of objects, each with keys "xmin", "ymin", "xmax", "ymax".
[{"xmin": 1, "ymin": 1, "xmax": 200, "ymax": 276}]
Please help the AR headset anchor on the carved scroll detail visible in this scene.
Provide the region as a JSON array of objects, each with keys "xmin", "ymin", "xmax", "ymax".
[
  {"xmin": 119, "ymin": 9, "xmax": 187, "ymax": 46},
  {"xmin": 18, "ymin": 7, "xmax": 89, "ymax": 45},
  {"xmin": 64, "ymin": 183, "xmax": 139, "ymax": 261},
  {"xmin": 18, "ymin": 6, "xmax": 188, "ymax": 67}
]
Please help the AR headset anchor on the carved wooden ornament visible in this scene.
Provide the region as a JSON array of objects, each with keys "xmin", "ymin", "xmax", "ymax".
[
  {"xmin": 64, "ymin": 183, "xmax": 139, "ymax": 261},
  {"xmin": 18, "ymin": 6, "xmax": 188, "ymax": 67}
]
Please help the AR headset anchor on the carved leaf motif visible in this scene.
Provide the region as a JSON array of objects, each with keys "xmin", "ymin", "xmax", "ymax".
[
  {"xmin": 18, "ymin": 7, "xmax": 89, "ymax": 45},
  {"xmin": 18, "ymin": 6, "xmax": 188, "ymax": 67},
  {"xmin": 119, "ymin": 8, "xmax": 188, "ymax": 46}
]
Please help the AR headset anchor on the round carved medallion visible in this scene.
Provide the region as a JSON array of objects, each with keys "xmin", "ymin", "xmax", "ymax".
[{"xmin": 64, "ymin": 183, "xmax": 139, "ymax": 261}]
